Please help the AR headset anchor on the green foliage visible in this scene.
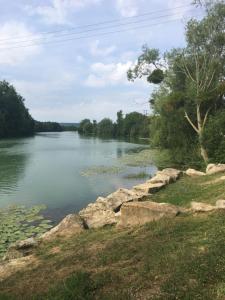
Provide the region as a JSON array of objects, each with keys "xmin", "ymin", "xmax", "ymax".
[
  {"xmin": 35, "ymin": 121, "xmax": 63, "ymax": 132},
  {"xmin": 78, "ymin": 111, "xmax": 150, "ymax": 139},
  {"xmin": 147, "ymin": 68, "xmax": 164, "ymax": 84},
  {"xmin": 203, "ymin": 110, "xmax": 225, "ymax": 163},
  {"xmin": 78, "ymin": 119, "xmax": 93, "ymax": 135},
  {"xmin": 0, "ymin": 81, "xmax": 34, "ymax": 138},
  {"xmin": 129, "ymin": 1, "xmax": 225, "ymax": 164},
  {"xmin": 97, "ymin": 118, "xmax": 114, "ymax": 137}
]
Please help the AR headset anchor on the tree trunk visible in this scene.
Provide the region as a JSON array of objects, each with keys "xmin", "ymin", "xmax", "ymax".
[
  {"xmin": 197, "ymin": 104, "xmax": 209, "ymax": 164},
  {"xmin": 200, "ymin": 143, "xmax": 209, "ymax": 164}
]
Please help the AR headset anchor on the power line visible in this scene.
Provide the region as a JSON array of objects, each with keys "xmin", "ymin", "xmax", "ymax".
[
  {"xmin": 0, "ymin": 8, "xmax": 196, "ymax": 46},
  {"xmin": 0, "ymin": 13, "xmax": 201, "ymax": 51},
  {"xmin": 0, "ymin": 15, "xmax": 200, "ymax": 51},
  {"xmin": 0, "ymin": 4, "xmax": 193, "ymax": 43}
]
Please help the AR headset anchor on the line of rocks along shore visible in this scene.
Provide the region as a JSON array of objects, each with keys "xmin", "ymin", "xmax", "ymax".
[{"xmin": 2, "ymin": 163, "xmax": 225, "ymax": 263}]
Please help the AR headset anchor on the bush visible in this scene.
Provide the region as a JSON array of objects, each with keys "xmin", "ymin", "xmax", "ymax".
[{"xmin": 203, "ymin": 110, "xmax": 225, "ymax": 163}]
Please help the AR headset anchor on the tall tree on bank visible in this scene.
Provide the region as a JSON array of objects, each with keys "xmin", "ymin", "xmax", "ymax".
[
  {"xmin": 0, "ymin": 81, "xmax": 34, "ymax": 138},
  {"xmin": 128, "ymin": 1, "xmax": 225, "ymax": 164}
]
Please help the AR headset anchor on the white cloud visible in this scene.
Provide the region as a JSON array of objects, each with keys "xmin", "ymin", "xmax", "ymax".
[
  {"xmin": 27, "ymin": 0, "xmax": 101, "ymax": 24},
  {"xmin": 116, "ymin": 0, "xmax": 139, "ymax": 17},
  {"xmin": 85, "ymin": 61, "xmax": 134, "ymax": 87},
  {"xmin": 90, "ymin": 40, "xmax": 116, "ymax": 57},
  {"xmin": 0, "ymin": 22, "xmax": 42, "ymax": 66}
]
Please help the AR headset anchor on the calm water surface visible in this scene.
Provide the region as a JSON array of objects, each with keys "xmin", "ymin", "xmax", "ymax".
[{"xmin": 0, "ymin": 132, "xmax": 157, "ymax": 222}]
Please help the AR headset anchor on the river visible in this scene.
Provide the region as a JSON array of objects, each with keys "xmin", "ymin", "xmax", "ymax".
[{"xmin": 0, "ymin": 132, "xmax": 157, "ymax": 222}]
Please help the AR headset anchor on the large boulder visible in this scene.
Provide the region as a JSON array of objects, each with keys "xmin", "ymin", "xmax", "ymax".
[
  {"xmin": 157, "ymin": 168, "xmax": 182, "ymax": 182},
  {"xmin": 79, "ymin": 206, "xmax": 118, "ymax": 229},
  {"xmin": 4, "ymin": 238, "xmax": 38, "ymax": 260},
  {"xmin": 79, "ymin": 188, "xmax": 148, "ymax": 228},
  {"xmin": 104, "ymin": 188, "xmax": 148, "ymax": 211},
  {"xmin": 186, "ymin": 168, "xmax": 205, "ymax": 177},
  {"xmin": 117, "ymin": 201, "xmax": 180, "ymax": 227},
  {"xmin": 133, "ymin": 182, "xmax": 166, "ymax": 194},
  {"xmin": 206, "ymin": 164, "xmax": 225, "ymax": 175},
  {"xmin": 148, "ymin": 173, "xmax": 171, "ymax": 185},
  {"xmin": 41, "ymin": 214, "xmax": 85, "ymax": 240},
  {"xmin": 216, "ymin": 200, "xmax": 225, "ymax": 209},
  {"xmin": 190, "ymin": 201, "xmax": 215, "ymax": 212}
]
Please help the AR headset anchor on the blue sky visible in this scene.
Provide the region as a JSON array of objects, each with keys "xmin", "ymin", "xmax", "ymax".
[{"xmin": 0, "ymin": 0, "xmax": 204, "ymax": 122}]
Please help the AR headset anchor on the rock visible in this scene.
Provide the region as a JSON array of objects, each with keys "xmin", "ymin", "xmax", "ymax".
[
  {"xmin": 41, "ymin": 214, "xmax": 85, "ymax": 240},
  {"xmin": 148, "ymin": 173, "xmax": 171, "ymax": 185},
  {"xmin": 117, "ymin": 201, "xmax": 180, "ymax": 227},
  {"xmin": 186, "ymin": 168, "xmax": 206, "ymax": 177},
  {"xmin": 216, "ymin": 200, "xmax": 225, "ymax": 209},
  {"xmin": 190, "ymin": 201, "xmax": 216, "ymax": 212},
  {"xmin": 206, "ymin": 164, "xmax": 225, "ymax": 175},
  {"xmin": 79, "ymin": 207, "xmax": 117, "ymax": 229},
  {"xmin": 133, "ymin": 182, "xmax": 166, "ymax": 194},
  {"xmin": 105, "ymin": 188, "xmax": 148, "ymax": 211},
  {"xmin": 4, "ymin": 238, "xmax": 38, "ymax": 260},
  {"xmin": 79, "ymin": 188, "xmax": 149, "ymax": 228},
  {"xmin": 157, "ymin": 168, "xmax": 182, "ymax": 182}
]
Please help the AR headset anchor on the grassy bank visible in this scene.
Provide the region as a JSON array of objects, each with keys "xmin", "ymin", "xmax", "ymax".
[{"xmin": 1, "ymin": 172, "xmax": 225, "ymax": 299}]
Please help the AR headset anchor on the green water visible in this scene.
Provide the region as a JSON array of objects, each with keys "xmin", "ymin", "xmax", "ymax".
[{"xmin": 0, "ymin": 132, "xmax": 157, "ymax": 222}]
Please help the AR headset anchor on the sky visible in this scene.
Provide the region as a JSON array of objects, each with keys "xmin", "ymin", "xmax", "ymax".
[{"xmin": 0, "ymin": 0, "xmax": 204, "ymax": 122}]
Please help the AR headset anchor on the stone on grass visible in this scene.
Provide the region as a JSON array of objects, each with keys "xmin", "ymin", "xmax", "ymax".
[
  {"xmin": 117, "ymin": 201, "xmax": 180, "ymax": 227},
  {"xmin": 133, "ymin": 182, "xmax": 166, "ymax": 194},
  {"xmin": 79, "ymin": 207, "xmax": 117, "ymax": 229},
  {"xmin": 4, "ymin": 238, "xmax": 38, "ymax": 260},
  {"xmin": 206, "ymin": 164, "xmax": 225, "ymax": 175},
  {"xmin": 157, "ymin": 168, "xmax": 182, "ymax": 182},
  {"xmin": 186, "ymin": 169, "xmax": 205, "ymax": 177},
  {"xmin": 148, "ymin": 173, "xmax": 171, "ymax": 185},
  {"xmin": 105, "ymin": 188, "xmax": 148, "ymax": 211},
  {"xmin": 216, "ymin": 200, "xmax": 225, "ymax": 209},
  {"xmin": 41, "ymin": 214, "xmax": 85, "ymax": 240},
  {"xmin": 190, "ymin": 201, "xmax": 215, "ymax": 212}
]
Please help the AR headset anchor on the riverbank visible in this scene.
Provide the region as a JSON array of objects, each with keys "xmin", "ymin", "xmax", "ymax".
[{"xmin": 1, "ymin": 165, "xmax": 225, "ymax": 299}]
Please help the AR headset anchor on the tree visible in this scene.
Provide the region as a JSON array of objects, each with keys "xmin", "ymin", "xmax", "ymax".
[
  {"xmin": 0, "ymin": 80, "xmax": 34, "ymax": 138},
  {"xmin": 123, "ymin": 112, "xmax": 149, "ymax": 138},
  {"xmin": 78, "ymin": 119, "xmax": 93, "ymax": 135},
  {"xmin": 128, "ymin": 2, "xmax": 225, "ymax": 164},
  {"xmin": 116, "ymin": 110, "xmax": 124, "ymax": 137},
  {"xmin": 97, "ymin": 118, "xmax": 114, "ymax": 137}
]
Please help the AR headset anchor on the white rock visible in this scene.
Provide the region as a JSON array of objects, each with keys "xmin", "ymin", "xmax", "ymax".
[
  {"xmin": 157, "ymin": 168, "xmax": 182, "ymax": 182},
  {"xmin": 190, "ymin": 201, "xmax": 216, "ymax": 212},
  {"xmin": 206, "ymin": 164, "xmax": 225, "ymax": 175},
  {"xmin": 216, "ymin": 200, "xmax": 225, "ymax": 209},
  {"xmin": 41, "ymin": 214, "xmax": 84, "ymax": 240},
  {"xmin": 117, "ymin": 201, "xmax": 180, "ymax": 227},
  {"xmin": 186, "ymin": 168, "xmax": 205, "ymax": 177}
]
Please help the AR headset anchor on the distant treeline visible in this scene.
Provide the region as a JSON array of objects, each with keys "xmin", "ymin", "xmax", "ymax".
[
  {"xmin": 35, "ymin": 121, "xmax": 63, "ymax": 132},
  {"xmin": 0, "ymin": 80, "xmax": 63, "ymax": 138},
  {"xmin": 78, "ymin": 111, "xmax": 150, "ymax": 138}
]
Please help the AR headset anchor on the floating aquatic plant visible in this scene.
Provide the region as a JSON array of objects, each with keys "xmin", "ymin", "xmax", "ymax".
[
  {"xmin": 81, "ymin": 165, "xmax": 123, "ymax": 177},
  {"xmin": 0, "ymin": 204, "xmax": 53, "ymax": 258}
]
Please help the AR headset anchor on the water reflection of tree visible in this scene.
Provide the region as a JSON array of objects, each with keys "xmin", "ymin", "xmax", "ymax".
[{"xmin": 0, "ymin": 147, "xmax": 29, "ymax": 195}]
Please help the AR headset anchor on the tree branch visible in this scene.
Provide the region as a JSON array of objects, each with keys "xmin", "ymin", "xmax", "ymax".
[{"xmin": 184, "ymin": 111, "xmax": 199, "ymax": 134}]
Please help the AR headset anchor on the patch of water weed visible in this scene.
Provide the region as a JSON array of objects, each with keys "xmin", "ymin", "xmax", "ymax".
[
  {"xmin": 81, "ymin": 165, "xmax": 123, "ymax": 177},
  {"xmin": 123, "ymin": 172, "xmax": 151, "ymax": 180},
  {"xmin": 119, "ymin": 148, "xmax": 172, "ymax": 169},
  {"xmin": 0, "ymin": 204, "xmax": 53, "ymax": 258}
]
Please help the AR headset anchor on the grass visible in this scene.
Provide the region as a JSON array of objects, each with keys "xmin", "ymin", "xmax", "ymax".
[{"xmin": 1, "ymin": 172, "xmax": 225, "ymax": 299}]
